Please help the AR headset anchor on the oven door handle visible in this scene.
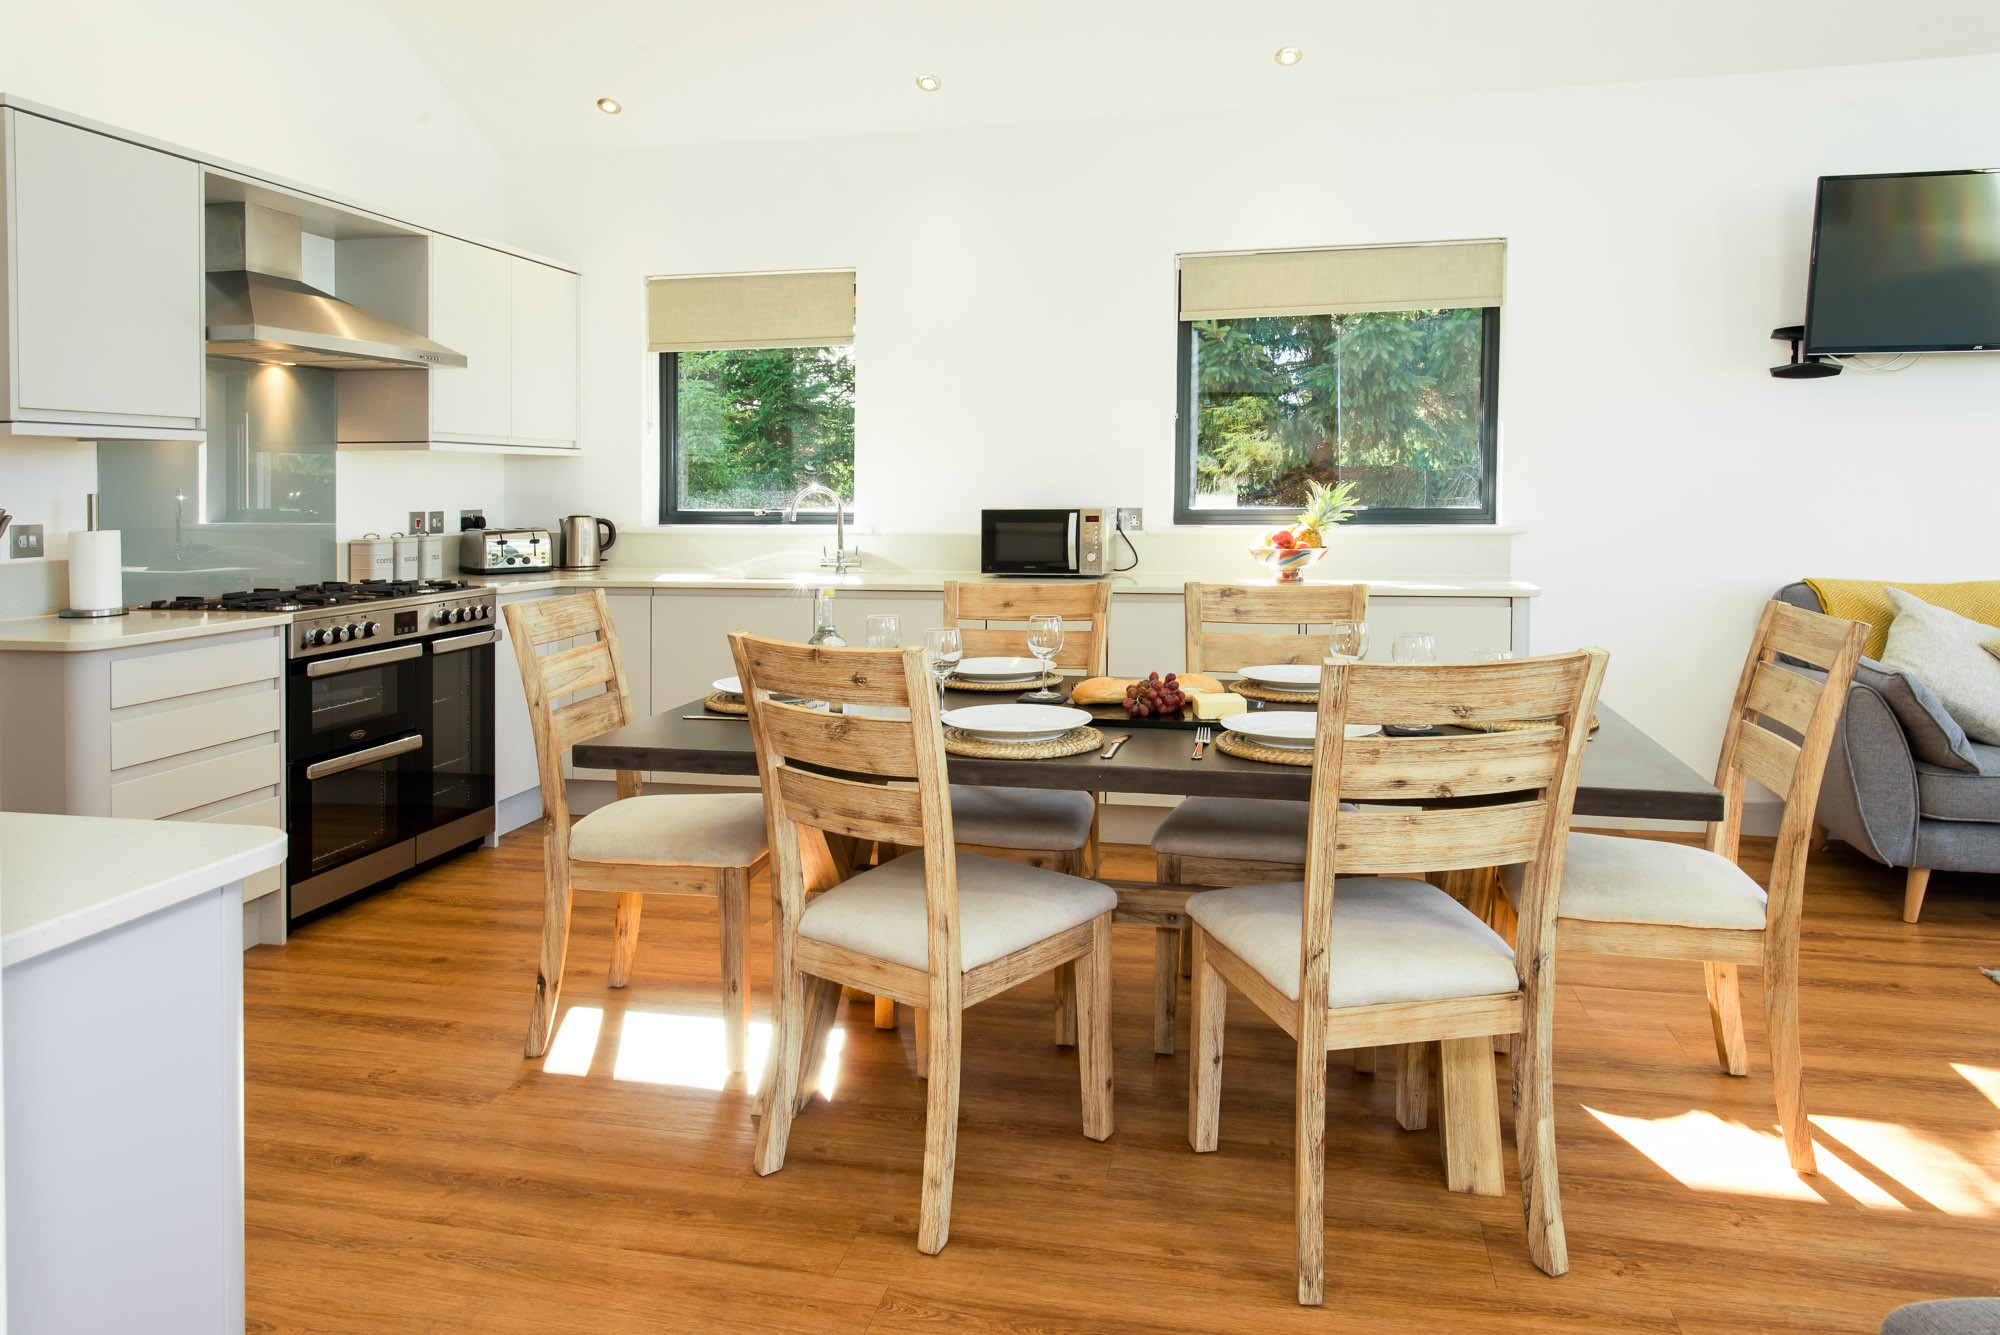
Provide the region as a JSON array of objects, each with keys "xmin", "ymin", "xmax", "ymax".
[
  {"xmin": 304, "ymin": 733, "xmax": 424, "ymax": 781},
  {"xmin": 431, "ymin": 629, "xmax": 498, "ymax": 656},
  {"xmin": 304, "ymin": 643, "xmax": 424, "ymax": 678}
]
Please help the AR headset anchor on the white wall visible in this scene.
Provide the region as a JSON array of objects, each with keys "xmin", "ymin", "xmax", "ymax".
[
  {"xmin": 501, "ymin": 53, "xmax": 2000, "ymax": 777},
  {"xmin": 0, "ymin": 0, "xmax": 510, "ymax": 595}
]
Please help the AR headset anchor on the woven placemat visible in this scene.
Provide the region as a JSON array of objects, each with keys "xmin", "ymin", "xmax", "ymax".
[
  {"xmin": 703, "ymin": 692, "xmax": 748, "ymax": 715},
  {"xmin": 1235, "ymin": 679, "xmax": 1318, "ymax": 704},
  {"xmin": 947, "ymin": 672, "xmax": 1062, "ymax": 693},
  {"xmin": 1487, "ymin": 715, "xmax": 1599, "ymax": 733},
  {"xmin": 1214, "ymin": 730, "xmax": 1314, "ymax": 766},
  {"xmin": 942, "ymin": 725, "xmax": 1103, "ymax": 759}
]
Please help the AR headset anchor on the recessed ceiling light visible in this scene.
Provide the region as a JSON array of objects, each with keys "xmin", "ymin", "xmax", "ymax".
[
  {"xmin": 1275, "ymin": 47, "xmax": 1303, "ymax": 66},
  {"xmin": 596, "ymin": 97, "xmax": 623, "ymax": 115},
  {"xmin": 915, "ymin": 74, "xmax": 942, "ymax": 93}
]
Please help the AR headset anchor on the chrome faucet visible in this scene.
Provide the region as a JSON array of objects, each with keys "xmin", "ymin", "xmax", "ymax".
[{"xmin": 784, "ymin": 482, "xmax": 860, "ymax": 572}]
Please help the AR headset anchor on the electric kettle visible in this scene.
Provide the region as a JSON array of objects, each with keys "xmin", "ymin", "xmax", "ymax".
[{"xmin": 557, "ymin": 515, "xmax": 618, "ymax": 571}]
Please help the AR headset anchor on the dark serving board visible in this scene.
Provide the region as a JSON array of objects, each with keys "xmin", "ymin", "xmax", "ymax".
[{"xmin": 1072, "ymin": 698, "xmax": 1314, "ymax": 732}]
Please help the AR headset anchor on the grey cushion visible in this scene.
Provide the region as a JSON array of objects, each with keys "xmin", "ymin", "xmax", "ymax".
[
  {"xmin": 949, "ymin": 785, "xmax": 1095, "ymax": 852},
  {"xmin": 1917, "ymin": 746, "xmax": 2000, "ymax": 822},
  {"xmin": 1855, "ymin": 659, "xmax": 1985, "ymax": 773},
  {"xmin": 1152, "ymin": 796, "xmax": 1310, "ymax": 863},
  {"xmin": 1186, "ymin": 877, "xmax": 1518, "ymax": 1008},
  {"xmin": 797, "ymin": 851, "xmax": 1115, "ymax": 971},
  {"xmin": 1880, "ymin": 589, "xmax": 2000, "ymax": 747},
  {"xmin": 1879, "ymin": 1298, "xmax": 2000, "ymax": 1334},
  {"xmin": 569, "ymin": 793, "xmax": 769, "ymax": 867},
  {"xmin": 1500, "ymin": 832, "xmax": 1768, "ymax": 930}
]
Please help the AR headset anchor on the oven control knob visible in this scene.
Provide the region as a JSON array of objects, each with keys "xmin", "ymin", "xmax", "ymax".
[
  {"xmin": 346, "ymin": 623, "xmax": 360, "ymax": 640},
  {"xmin": 433, "ymin": 609, "xmax": 452, "ymax": 627},
  {"xmin": 474, "ymin": 604, "xmax": 490, "ymax": 620},
  {"xmin": 309, "ymin": 628, "xmax": 328, "ymax": 647},
  {"xmin": 328, "ymin": 625, "xmax": 346, "ymax": 644},
  {"xmin": 363, "ymin": 621, "xmax": 380, "ymax": 639},
  {"xmin": 456, "ymin": 607, "xmax": 471, "ymax": 623}
]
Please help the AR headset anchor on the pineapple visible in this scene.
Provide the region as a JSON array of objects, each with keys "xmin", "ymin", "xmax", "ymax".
[{"xmin": 1291, "ymin": 479, "xmax": 1363, "ymax": 548}]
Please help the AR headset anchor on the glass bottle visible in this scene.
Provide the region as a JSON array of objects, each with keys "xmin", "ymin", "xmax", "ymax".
[{"xmin": 807, "ymin": 588, "xmax": 845, "ymax": 647}]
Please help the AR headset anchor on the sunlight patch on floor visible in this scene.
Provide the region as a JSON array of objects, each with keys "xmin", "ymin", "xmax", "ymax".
[
  {"xmin": 1811, "ymin": 1115, "xmax": 2000, "ymax": 1218},
  {"xmin": 1585, "ymin": 1107, "xmax": 1822, "ymax": 1202},
  {"xmin": 542, "ymin": 1007, "xmax": 849, "ymax": 1098},
  {"xmin": 542, "ymin": 1006, "xmax": 605, "ymax": 1077},
  {"xmin": 1954, "ymin": 1063, "xmax": 2000, "ymax": 1114}
]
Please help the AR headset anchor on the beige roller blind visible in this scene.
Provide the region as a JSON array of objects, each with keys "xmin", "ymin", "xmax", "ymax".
[
  {"xmin": 646, "ymin": 269, "xmax": 855, "ymax": 352},
  {"xmin": 1178, "ymin": 241, "xmax": 1504, "ymax": 321}
]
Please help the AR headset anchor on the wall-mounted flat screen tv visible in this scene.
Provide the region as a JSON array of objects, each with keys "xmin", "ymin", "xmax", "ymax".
[{"xmin": 1805, "ymin": 169, "xmax": 2000, "ymax": 355}]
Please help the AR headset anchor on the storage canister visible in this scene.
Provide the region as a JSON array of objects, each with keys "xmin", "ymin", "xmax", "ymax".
[
  {"xmin": 417, "ymin": 532, "xmax": 446, "ymax": 581},
  {"xmin": 391, "ymin": 532, "xmax": 420, "ymax": 580},
  {"xmin": 346, "ymin": 533, "xmax": 395, "ymax": 583}
]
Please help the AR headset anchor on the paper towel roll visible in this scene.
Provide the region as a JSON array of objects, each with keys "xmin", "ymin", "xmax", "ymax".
[{"xmin": 67, "ymin": 529, "xmax": 124, "ymax": 613}]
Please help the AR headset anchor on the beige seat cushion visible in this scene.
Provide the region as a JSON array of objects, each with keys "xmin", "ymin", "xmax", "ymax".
[
  {"xmin": 1498, "ymin": 832, "xmax": 1768, "ymax": 930},
  {"xmin": 1186, "ymin": 878, "xmax": 1518, "ymax": 1008},
  {"xmin": 569, "ymin": 793, "xmax": 769, "ymax": 867},
  {"xmin": 1151, "ymin": 796, "xmax": 1310, "ymax": 864},
  {"xmin": 798, "ymin": 852, "xmax": 1116, "ymax": 971},
  {"xmin": 950, "ymin": 785, "xmax": 1095, "ymax": 852}
]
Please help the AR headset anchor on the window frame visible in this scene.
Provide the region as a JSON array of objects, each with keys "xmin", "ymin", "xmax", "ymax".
[
  {"xmin": 1170, "ymin": 307, "xmax": 1502, "ymax": 527},
  {"xmin": 657, "ymin": 350, "xmax": 842, "ymax": 526}
]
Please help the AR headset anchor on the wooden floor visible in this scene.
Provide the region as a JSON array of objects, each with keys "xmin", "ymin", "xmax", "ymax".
[{"xmin": 244, "ymin": 833, "xmax": 2000, "ymax": 1333}]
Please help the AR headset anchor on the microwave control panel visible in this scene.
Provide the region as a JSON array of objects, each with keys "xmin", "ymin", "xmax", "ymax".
[{"xmin": 1079, "ymin": 510, "xmax": 1106, "ymax": 575}]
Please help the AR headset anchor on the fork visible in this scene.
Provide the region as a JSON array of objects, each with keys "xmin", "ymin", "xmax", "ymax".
[{"xmin": 1191, "ymin": 726, "xmax": 1211, "ymax": 761}]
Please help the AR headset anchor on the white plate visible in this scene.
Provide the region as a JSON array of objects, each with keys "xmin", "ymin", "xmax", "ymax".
[
  {"xmin": 711, "ymin": 676, "xmax": 807, "ymax": 704},
  {"xmin": 1236, "ymin": 663, "xmax": 1323, "ymax": 689},
  {"xmin": 1220, "ymin": 714, "xmax": 1382, "ymax": 749},
  {"xmin": 940, "ymin": 703, "xmax": 1091, "ymax": 742},
  {"xmin": 951, "ymin": 656, "xmax": 1049, "ymax": 682}
]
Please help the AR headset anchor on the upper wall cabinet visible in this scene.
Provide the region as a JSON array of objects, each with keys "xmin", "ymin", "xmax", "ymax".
[
  {"xmin": 337, "ymin": 235, "xmax": 579, "ymax": 453},
  {"xmin": 0, "ymin": 109, "xmax": 205, "ymax": 440}
]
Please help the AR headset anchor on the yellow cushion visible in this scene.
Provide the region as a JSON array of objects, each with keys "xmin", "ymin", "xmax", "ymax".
[{"xmin": 1804, "ymin": 579, "xmax": 2000, "ymax": 659}]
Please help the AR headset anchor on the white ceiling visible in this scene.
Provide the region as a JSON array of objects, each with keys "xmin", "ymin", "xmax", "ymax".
[{"xmin": 377, "ymin": 0, "xmax": 2000, "ymax": 154}]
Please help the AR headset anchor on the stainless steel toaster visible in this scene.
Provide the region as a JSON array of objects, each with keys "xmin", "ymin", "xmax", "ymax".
[{"xmin": 459, "ymin": 527, "xmax": 555, "ymax": 574}]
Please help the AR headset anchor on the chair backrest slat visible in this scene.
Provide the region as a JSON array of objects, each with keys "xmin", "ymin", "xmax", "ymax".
[
  {"xmin": 553, "ymin": 690, "xmax": 628, "ymax": 754},
  {"xmin": 1734, "ymin": 719, "xmax": 1801, "ymax": 797},
  {"xmin": 1744, "ymin": 660, "xmax": 1821, "ymax": 736},
  {"xmin": 943, "ymin": 581, "xmax": 1111, "ymax": 676},
  {"xmin": 1335, "ymin": 728, "xmax": 1567, "ymax": 803},
  {"xmin": 737, "ymin": 637, "xmax": 916, "ymax": 708},
  {"xmin": 755, "ymin": 699, "xmax": 920, "ymax": 778},
  {"xmin": 538, "ymin": 639, "xmax": 620, "ymax": 700},
  {"xmin": 503, "ymin": 591, "xmax": 640, "ymax": 853},
  {"xmin": 1332, "ymin": 802, "xmax": 1552, "ymax": 876},
  {"xmin": 1184, "ymin": 581, "xmax": 1369, "ymax": 676},
  {"xmin": 774, "ymin": 766, "xmax": 924, "ymax": 845},
  {"xmin": 1341, "ymin": 659, "xmax": 1591, "ymax": 729}
]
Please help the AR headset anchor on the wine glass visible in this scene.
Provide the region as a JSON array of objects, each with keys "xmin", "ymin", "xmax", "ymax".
[
  {"xmin": 1023, "ymin": 614, "xmax": 1065, "ymax": 702},
  {"xmin": 1391, "ymin": 632, "xmax": 1436, "ymax": 664},
  {"xmin": 922, "ymin": 627, "xmax": 963, "ymax": 706},
  {"xmin": 865, "ymin": 614, "xmax": 900, "ymax": 648},
  {"xmin": 1329, "ymin": 618, "xmax": 1369, "ymax": 663}
]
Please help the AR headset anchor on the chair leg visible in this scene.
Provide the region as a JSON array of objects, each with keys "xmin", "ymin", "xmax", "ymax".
[
  {"xmin": 1153, "ymin": 927, "xmax": 1180, "ymax": 1056},
  {"xmin": 874, "ymin": 995, "xmax": 897, "ymax": 1030},
  {"xmin": 914, "ymin": 1007, "xmax": 930, "ymax": 1080},
  {"xmin": 795, "ymin": 975, "xmax": 841, "ymax": 1116},
  {"xmin": 607, "ymin": 892, "xmax": 644, "ymax": 988},
  {"xmin": 1188, "ymin": 928, "xmax": 1226, "ymax": 1152},
  {"xmin": 1903, "ymin": 867, "xmax": 1932, "ymax": 923},
  {"xmin": 719, "ymin": 873, "xmax": 750, "ymax": 1074},
  {"xmin": 1516, "ymin": 986, "xmax": 1568, "ymax": 1276},
  {"xmin": 1395, "ymin": 1042, "xmax": 1432, "ymax": 1131},
  {"xmin": 1765, "ymin": 943, "xmax": 1816, "ymax": 1174},
  {"xmin": 1352, "ymin": 1047, "xmax": 1377, "ymax": 1075},
  {"xmin": 1295, "ymin": 1036, "xmax": 1328, "ymax": 1306},
  {"xmin": 1053, "ymin": 964, "xmax": 1078, "ymax": 1048},
  {"xmin": 524, "ymin": 876, "xmax": 574, "ymax": 1059},
  {"xmin": 1075, "ymin": 917, "xmax": 1114, "ymax": 1141},
  {"xmin": 917, "ymin": 994, "xmax": 963, "ymax": 1255},
  {"xmin": 1704, "ymin": 961, "xmax": 1750, "ymax": 1077},
  {"xmin": 1438, "ymin": 1037, "xmax": 1504, "ymax": 1195},
  {"xmin": 754, "ymin": 963, "xmax": 807, "ymax": 1176},
  {"xmin": 1180, "ymin": 923, "xmax": 1193, "ymax": 978}
]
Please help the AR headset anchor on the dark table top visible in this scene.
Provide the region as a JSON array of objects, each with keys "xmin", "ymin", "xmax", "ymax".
[{"xmin": 572, "ymin": 694, "xmax": 1724, "ymax": 824}]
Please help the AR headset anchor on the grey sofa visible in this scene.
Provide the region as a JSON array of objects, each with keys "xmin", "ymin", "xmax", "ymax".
[{"xmin": 1778, "ymin": 583, "xmax": 2000, "ymax": 922}]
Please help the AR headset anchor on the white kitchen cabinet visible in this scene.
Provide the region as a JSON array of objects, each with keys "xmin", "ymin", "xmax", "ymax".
[
  {"xmin": 508, "ymin": 256, "xmax": 579, "ymax": 446},
  {"xmin": 430, "ymin": 235, "xmax": 514, "ymax": 441},
  {"xmin": 572, "ymin": 591, "xmax": 652, "ymax": 782},
  {"xmin": 0, "ymin": 108, "xmax": 204, "ymax": 439},
  {"xmin": 492, "ymin": 589, "xmax": 555, "ymax": 836}
]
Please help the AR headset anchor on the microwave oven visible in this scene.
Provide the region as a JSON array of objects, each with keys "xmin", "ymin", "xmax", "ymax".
[{"xmin": 980, "ymin": 508, "xmax": 1109, "ymax": 577}]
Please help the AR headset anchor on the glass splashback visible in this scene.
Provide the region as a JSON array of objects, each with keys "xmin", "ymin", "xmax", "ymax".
[{"xmin": 98, "ymin": 359, "xmax": 338, "ymax": 605}]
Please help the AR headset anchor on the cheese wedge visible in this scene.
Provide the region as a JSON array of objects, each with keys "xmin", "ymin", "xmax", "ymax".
[{"xmin": 1189, "ymin": 691, "xmax": 1247, "ymax": 720}]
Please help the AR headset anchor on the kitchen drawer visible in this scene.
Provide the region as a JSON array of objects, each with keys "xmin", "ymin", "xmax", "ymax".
[
  {"xmin": 110, "ymin": 742, "xmax": 281, "ymax": 821},
  {"xmin": 110, "ymin": 687, "xmax": 281, "ymax": 770},
  {"xmin": 109, "ymin": 638, "xmax": 281, "ymax": 709}
]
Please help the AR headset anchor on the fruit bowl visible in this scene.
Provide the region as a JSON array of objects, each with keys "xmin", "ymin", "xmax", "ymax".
[{"xmin": 1248, "ymin": 545, "xmax": 1329, "ymax": 583}]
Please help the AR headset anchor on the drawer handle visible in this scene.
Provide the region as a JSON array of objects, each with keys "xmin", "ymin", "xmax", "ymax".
[{"xmin": 304, "ymin": 733, "xmax": 423, "ymax": 781}]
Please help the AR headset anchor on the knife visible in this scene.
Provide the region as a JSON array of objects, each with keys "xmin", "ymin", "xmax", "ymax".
[{"xmin": 1100, "ymin": 734, "xmax": 1132, "ymax": 759}]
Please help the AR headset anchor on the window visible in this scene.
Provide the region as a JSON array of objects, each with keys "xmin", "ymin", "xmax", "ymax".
[
  {"xmin": 1174, "ymin": 242, "xmax": 1503, "ymax": 526},
  {"xmin": 648, "ymin": 269, "xmax": 855, "ymax": 523}
]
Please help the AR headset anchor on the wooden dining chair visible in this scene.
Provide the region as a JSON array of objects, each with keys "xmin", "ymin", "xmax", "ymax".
[
  {"xmin": 1500, "ymin": 600, "xmax": 1865, "ymax": 1174},
  {"xmin": 939, "ymin": 579, "xmax": 1113, "ymax": 1044},
  {"xmin": 1145, "ymin": 580, "xmax": 1369, "ymax": 1054},
  {"xmin": 505, "ymin": 591, "xmax": 770, "ymax": 1066},
  {"xmin": 1187, "ymin": 648, "xmax": 1607, "ymax": 1305},
  {"xmin": 730, "ymin": 631, "xmax": 1116, "ymax": 1254}
]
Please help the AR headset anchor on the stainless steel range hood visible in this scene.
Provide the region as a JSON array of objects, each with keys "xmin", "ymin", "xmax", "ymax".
[{"xmin": 204, "ymin": 203, "xmax": 467, "ymax": 370}]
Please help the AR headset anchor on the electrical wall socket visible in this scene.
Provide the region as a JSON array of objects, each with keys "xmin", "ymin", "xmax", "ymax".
[
  {"xmin": 9, "ymin": 523, "xmax": 44, "ymax": 559},
  {"xmin": 429, "ymin": 511, "xmax": 445, "ymax": 534},
  {"xmin": 459, "ymin": 509, "xmax": 484, "ymax": 531},
  {"xmin": 408, "ymin": 511, "xmax": 428, "ymax": 534},
  {"xmin": 1115, "ymin": 507, "xmax": 1143, "ymax": 532}
]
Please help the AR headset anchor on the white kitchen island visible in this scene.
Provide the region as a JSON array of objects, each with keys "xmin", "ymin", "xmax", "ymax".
[{"xmin": 0, "ymin": 812, "xmax": 286, "ymax": 1335}]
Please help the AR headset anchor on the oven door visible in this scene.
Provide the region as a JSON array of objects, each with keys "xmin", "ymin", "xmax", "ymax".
[
  {"xmin": 980, "ymin": 508, "xmax": 1081, "ymax": 576},
  {"xmin": 288, "ymin": 641, "xmax": 427, "ymax": 763},
  {"xmin": 420, "ymin": 627, "xmax": 497, "ymax": 859},
  {"xmin": 286, "ymin": 732, "xmax": 424, "ymax": 918}
]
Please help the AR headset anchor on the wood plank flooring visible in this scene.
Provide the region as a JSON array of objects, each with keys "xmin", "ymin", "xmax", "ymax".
[{"xmin": 244, "ymin": 833, "xmax": 2000, "ymax": 1332}]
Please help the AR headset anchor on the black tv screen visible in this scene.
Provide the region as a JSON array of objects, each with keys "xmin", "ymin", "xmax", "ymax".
[{"xmin": 1804, "ymin": 170, "xmax": 2000, "ymax": 355}]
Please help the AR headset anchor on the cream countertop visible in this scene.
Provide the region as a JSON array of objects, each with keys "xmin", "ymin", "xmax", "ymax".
[
  {"xmin": 0, "ymin": 813, "xmax": 287, "ymax": 966},
  {"xmin": 467, "ymin": 568, "xmax": 1542, "ymax": 599},
  {"xmin": 0, "ymin": 608, "xmax": 291, "ymax": 653}
]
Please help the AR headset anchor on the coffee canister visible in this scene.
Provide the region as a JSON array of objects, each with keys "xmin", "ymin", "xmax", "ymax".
[
  {"xmin": 346, "ymin": 533, "xmax": 395, "ymax": 582},
  {"xmin": 391, "ymin": 532, "xmax": 421, "ymax": 580},
  {"xmin": 417, "ymin": 532, "xmax": 446, "ymax": 581}
]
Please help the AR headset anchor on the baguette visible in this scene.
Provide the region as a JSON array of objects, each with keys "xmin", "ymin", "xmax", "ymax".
[{"xmin": 1069, "ymin": 673, "xmax": 1224, "ymax": 705}]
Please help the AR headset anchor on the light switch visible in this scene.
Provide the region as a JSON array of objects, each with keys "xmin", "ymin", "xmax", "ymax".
[{"xmin": 9, "ymin": 523, "xmax": 44, "ymax": 559}]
